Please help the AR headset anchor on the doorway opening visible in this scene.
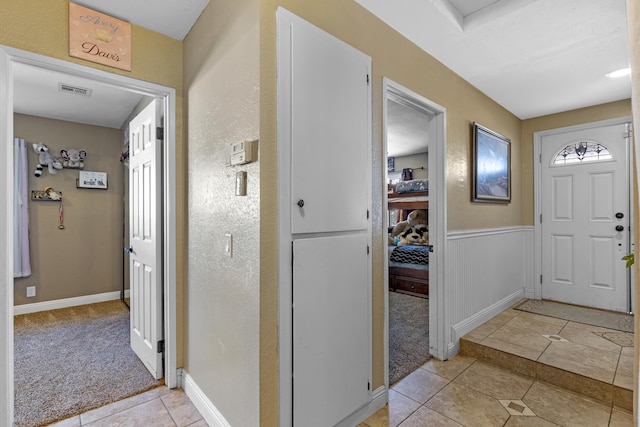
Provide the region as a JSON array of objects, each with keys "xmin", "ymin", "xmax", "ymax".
[
  {"xmin": 382, "ymin": 78, "xmax": 447, "ymax": 388},
  {"xmin": 1, "ymin": 46, "xmax": 178, "ymax": 424}
]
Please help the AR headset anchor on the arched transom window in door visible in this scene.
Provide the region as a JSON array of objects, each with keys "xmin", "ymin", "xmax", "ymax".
[{"xmin": 551, "ymin": 141, "xmax": 613, "ymax": 166}]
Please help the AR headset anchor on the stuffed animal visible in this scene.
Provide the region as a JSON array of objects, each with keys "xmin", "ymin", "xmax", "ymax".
[
  {"xmin": 33, "ymin": 143, "xmax": 63, "ymax": 177},
  {"xmin": 390, "ymin": 209, "xmax": 427, "ymax": 238},
  {"xmin": 398, "ymin": 224, "xmax": 429, "ymax": 246},
  {"xmin": 60, "ymin": 148, "xmax": 87, "ymax": 169}
]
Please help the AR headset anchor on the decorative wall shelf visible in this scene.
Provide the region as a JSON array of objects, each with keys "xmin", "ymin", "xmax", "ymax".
[{"xmin": 31, "ymin": 190, "xmax": 62, "ymax": 201}]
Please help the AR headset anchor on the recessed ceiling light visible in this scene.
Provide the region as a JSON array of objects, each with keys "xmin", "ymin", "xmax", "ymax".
[{"xmin": 606, "ymin": 67, "xmax": 631, "ymax": 78}]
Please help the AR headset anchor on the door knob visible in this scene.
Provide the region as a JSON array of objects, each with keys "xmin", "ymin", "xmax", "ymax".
[
  {"xmin": 297, "ymin": 199, "xmax": 305, "ymax": 208},
  {"xmin": 616, "ymin": 212, "xmax": 624, "ymax": 219},
  {"xmin": 124, "ymin": 247, "xmax": 134, "ymax": 254},
  {"xmin": 615, "ymin": 225, "xmax": 624, "ymax": 232}
]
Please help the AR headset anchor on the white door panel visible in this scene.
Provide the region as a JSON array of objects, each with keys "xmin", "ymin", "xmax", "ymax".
[
  {"xmin": 293, "ymin": 235, "xmax": 370, "ymax": 427},
  {"xmin": 290, "ymin": 19, "xmax": 370, "ymax": 234},
  {"xmin": 128, "ymin": 99, "xmax": 163, "ymax": 379},
  {"xmin": 280, "ymin": 10, "xmax": 372, "ymax": 426},
  {"xmin": 541, "ymin": 123, "xmax": 630, "ymax": 312}
]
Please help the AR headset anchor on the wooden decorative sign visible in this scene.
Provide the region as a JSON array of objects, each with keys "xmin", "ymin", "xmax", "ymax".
[{"xmin": 69, "ymin": 2, "xmax": 131, "ymax": 71}]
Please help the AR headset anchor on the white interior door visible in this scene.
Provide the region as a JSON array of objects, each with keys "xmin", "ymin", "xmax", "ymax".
[
  {"xmin": 128, "ymin": 99, "xmax": 163, "ymax": 379},
  {"xmin": 541, "ymin": 122, "xmax": 630, "ymax": 312},
  {"xmin": 293, "ymin": 235, "xmax": 370, "ymax": 427}
]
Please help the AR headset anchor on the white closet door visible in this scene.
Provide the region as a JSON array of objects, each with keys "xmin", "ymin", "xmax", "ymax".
[
  {"xmin": 293, "ymin": 235, "xmax": 370, "ymax": 427},
  {"xmin": 290, "ymin": 16, "xmax": 371, "ymax": 234},
  {"xmin": 280, "ymin": 9, "xmax": 373, "ymax": 426}
]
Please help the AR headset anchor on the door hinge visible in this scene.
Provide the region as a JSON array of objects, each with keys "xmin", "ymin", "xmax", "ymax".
[
  {"xmin": 540, "ymin": 274, "xmax": 543, "ymax": 284},
  {"xmin": 366, "ymin": 74, "xmax": 370, "ymax": 85},
  {"xmin": 367, "ymin": 245, "xmax": 370, "ymax": 254},
  {"xmin": 624, "ymin": 123, "xmax": 633, "ymax": 138},
  {"xmin": 539, "ymin": 153, "xmax": 542, "ymax": 163},
  {"xmin": 368, "ymin": 381, "xmax": 370, "ymax": 391},
  {"xmin": 156, "ymin": 127, "xmax": 164, "ymax": 140},
  {"xmin": 157, "ymin": 340, "xmax": 165, "ymax": 354},
  {"xmin": 540, "ymin": 214, "xmax": 542, "ymax": 223},
  {"xmin": 367, "ymin": 209, "xmax": 370, "ymax": 219}
]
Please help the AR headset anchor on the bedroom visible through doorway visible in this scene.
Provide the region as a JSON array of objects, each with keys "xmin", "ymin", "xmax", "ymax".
[{"xmin": 384, "ymin": 81, "xmax": 443, "ymax": 385}]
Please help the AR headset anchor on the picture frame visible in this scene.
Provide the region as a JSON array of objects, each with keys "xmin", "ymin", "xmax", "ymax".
[
  {"xmin": 472, "ymin": 122, "xmax": 511, "ymax": 203},
  {"xmin": 77, "ymin": 171, "xmax": 108, "ymax": 190},
  {"xmin": 387, "ymin": 156, "xmax": 395, "ymax": 172}
]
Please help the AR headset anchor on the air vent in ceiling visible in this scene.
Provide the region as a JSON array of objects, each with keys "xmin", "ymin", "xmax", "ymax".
[{"xmin": 58, "ymin": 83, "xmax": 92, "ymax": 97}]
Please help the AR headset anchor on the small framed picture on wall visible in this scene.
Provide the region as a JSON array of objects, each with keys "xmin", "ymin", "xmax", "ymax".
[{"xmin": 77, "ymin": 171, "xmax": 108, "ymax": 190}]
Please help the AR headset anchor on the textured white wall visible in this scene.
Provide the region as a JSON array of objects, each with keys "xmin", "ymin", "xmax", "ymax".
[{"xmin": 183, "ymin": 0, "xmax": 260, "ymax": 425}]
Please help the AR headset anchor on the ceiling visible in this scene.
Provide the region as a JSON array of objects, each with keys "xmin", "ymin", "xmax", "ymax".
[
  {"xmin": 73, "ymin": 0, "xmax": 209, "ymax": 41},
  {"xmin": 12, "ymin": 0, "xmax": 632, "ymax": 133},
  {"xmin": 387, "ymin": 99, "xmax": 431, "ymax": 157},
  {"xmin": 356, "ymin": 0, "xmax": 631, "ymax": 120}
]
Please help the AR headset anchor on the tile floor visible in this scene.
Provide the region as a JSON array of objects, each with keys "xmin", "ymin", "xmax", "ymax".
[
  {"xmin": 46, "ymin": 387, "xmax": 208, "ymax": 427},
  {"xmin": 460, "ymin": 306, "xmax": 634, "ymax": 410},
  {"xmin": 362, "ymin": 304, "xmax": 635, "ymax": 427},
  {"xmin": 361, "ymin": 356, "xmax": 633, "ymax": 426},
  {"xmin": 47, "ymin": 305, "xmax": 635, "ymax": 427}
]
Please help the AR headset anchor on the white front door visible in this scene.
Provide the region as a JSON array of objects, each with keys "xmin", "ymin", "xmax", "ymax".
[
  {"xmin": 541, "ymin": 122, "xmax": 630, "ymax": 312},
  {"xmin": 128, "ymin": 99, "xmax": 164, "ymax": 378}
]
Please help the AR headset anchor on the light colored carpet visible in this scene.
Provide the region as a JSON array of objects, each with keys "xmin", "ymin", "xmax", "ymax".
[
  {"xmin": 14, "ymin": 300, "xmax": 162, "ymax": 427},
  {"xmin": 515, "ymin": 299, "xmax": 634, "ymax": 333},
  {"xmin": 389, "ymin": 291, "xmax": 430, "ymax": 385}
]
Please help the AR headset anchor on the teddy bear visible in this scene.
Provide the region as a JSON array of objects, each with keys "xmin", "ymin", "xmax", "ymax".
[
  {"xmin": 390, "ymin": 209, "xmax": 427, "ymax": 238},
  {"xmin": 33, "ymin": 143, "xmax": 63, "ymax": 177},
  {"xmin": 398, "ymin": 224, "xmax": 429, "ymax": 246},
  {"xmin": 60, "ymin": 148, "xmax": 87, "ymax": 169}
]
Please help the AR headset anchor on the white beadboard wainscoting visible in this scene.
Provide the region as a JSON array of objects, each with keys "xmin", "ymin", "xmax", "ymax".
[{"xmin": 445, "ymin": 226, "xmax": 534, "ymax": 358}]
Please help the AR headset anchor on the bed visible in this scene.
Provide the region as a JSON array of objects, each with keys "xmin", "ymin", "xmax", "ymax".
[
  {"xmin": 387, "ymin": 179, "xmax": 430, "ymax": 298},
  {"xmin": 388, "ymin": 245, "xmax": 429, "ymax": 298}
]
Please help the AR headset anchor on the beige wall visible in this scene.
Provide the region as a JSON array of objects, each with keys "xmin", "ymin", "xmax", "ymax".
[
  {"xmin": 183, "ymin": 0, "xmax": 260, "ymax": 426},
  {"xmin": 520, "ymin": 99, "xmax": 632, "ymax": 225},
  {"xmin": 390, "ymin": 153, "xmax": 429, "ymax": 181},
  {"xmin": 1, "ymin": 0, "xmax": 185, "ymax": 365},
  {"xmin": 14, "ymin": 114, "xmax": 124, "ymax": 305},
  {"xmin": 260, "ymin": 1, "xmax": 524, "ymax": 423}
]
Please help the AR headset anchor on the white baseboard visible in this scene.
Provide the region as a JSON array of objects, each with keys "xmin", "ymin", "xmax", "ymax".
[
  {"xmin": 336, "ymin": 386, "xmax": 387, "ymax": 427},
  {"xmin": 448, "ymin": 288, "xmax": 525, "ymax": 359},
  {"xmin": 180, "ymin": 369, "xmax": 232, "ymax": 427},
  {"xmin": 13, "ymin": 291, "xmax": 123, "ymax": 315}
]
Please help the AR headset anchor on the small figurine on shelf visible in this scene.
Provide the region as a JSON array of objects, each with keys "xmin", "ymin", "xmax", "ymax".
[
  {"xmin": 60, "ymin": 148, "xmax": 87, "ymax": 169},
  {"xmin": 44, "ymin": 187, "xmax": 62, "ymax": 201}
]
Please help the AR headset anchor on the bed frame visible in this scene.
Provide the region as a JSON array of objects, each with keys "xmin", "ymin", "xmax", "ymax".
[
  {"xmin": 389, "ymin": 266, "xmax": 429, "ymax": 298},
  {"xmin": 388, "ymin": 183, "xmax": 429, "ymax": 298}
]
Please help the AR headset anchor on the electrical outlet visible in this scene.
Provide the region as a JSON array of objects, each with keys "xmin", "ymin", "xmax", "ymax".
[{"xmin": 26, "ymin": 286, "xmax": 36, "ymax": 298}]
